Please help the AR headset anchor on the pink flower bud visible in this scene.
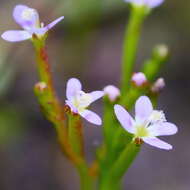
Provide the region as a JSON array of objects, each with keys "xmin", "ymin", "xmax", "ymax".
[
  {"xmin": 151, "ymin": 78, "xmax": 165, "ymax": 93},
  {"xmin": 103, "ymin": 85, "xmax": 120, "ymax": 102},
  {"xmin": 131, "ymin": 72, "xmax": 147, "ymax": 86}
]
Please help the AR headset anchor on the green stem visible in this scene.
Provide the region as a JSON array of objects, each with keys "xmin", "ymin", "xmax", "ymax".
[
  {"xmin": 102, "ymin": 97, "xmax": 116, "ymax": 150},
  {"xmin": 99, "ymin": 142, "xmax": 140, "ymax": 190},
  {"xmin": 56, "ymin": 123, "xmax": 94, "ymax": 190},
  {"xmin": 142, "ymin": 44, "xmax": 169, "ymax": 81},
  {"xmin": 32, "ymin": 37, "xmax": 83, "ymax": 165},
  {"xmin": 121, "ymin": 6, "xmax": 147, "ymax": 96},
  {"xmin": 68, "ymin": 114, "xmax": 84, "ymax": 157},
  {"xmin": 32, "ymin": 37, "xmax": 94, "ymax": 190},
  {"xmin": 78, "ymin": 166, "xmax": 94, "ymax": 190}
]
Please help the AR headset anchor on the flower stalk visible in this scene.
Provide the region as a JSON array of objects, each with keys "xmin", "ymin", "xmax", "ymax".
[
  {"xmin": 68, "ymin": 113, "xmax": 84, "ymax": 157},
  {"xmin": 142, "ymin": 45, "xmax": 169, "ymax": 81},
  {"xmin": 121, "ymin": 5, "xmax": 147, "ymax": 95},
  {"xmin": 99, "ymin": 142, "xmax": 140, "ymax": 190}
]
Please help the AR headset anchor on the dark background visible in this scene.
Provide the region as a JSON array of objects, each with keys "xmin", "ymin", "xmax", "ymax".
[{"xmin": 0, "ymin": 0, "xmax": 189, "ymax": 189}]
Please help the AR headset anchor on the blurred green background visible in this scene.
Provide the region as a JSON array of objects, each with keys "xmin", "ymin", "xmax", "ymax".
[{"xmin": 0, "ymin": 0, "xmax": 189, "ymax": 189}]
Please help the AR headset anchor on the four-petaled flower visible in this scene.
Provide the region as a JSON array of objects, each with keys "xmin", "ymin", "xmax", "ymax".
[
  {"xmin": 124, "ymin": 0, "xmax": 164, "ymax": 8},
  {"xmin": 114, "ymin": 96, "xmax": 178, "ymax": 150},
  {"xmin": 1, "ymin": 4, "xmax": 64, "ymax": 42},
  {"xmin": 66, "ymin": 78, "xmax": 104, "ymax": 125}
]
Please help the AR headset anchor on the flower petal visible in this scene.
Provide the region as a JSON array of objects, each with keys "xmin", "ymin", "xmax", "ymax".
[
  {"xmin": 29, "ymin": 27, "xmax": 47, "ymax": 36},
  {"xmin": 80, "ymin": 109, "xmax": 102, "ymax": 125},
  {"xmin": 147, "ymin": 0, "xmax": 164, "ymax": 8},
  {"xmin": 135, "ymin": 96, "xmax": 153, "ymax": 122},
  {"xmin": 45, "ymin": 16, "xmax": 64, "ymax": 31},
  {"xmin": 13, "ymin": 4, "xmax": 39, "ymax": 30},
  {"xmin": 66, "ymin": 78, "xmax": 82, "ymax": 100},
  {"xmin": 114, "ymin": 105, "xmax": 135, "ymax": 133},
  {"xmin": 148, "ymin": 122, "xmax": 178, "ymax": 136},
  {"xmin": 89, "ymin": 91, "xmax": 104, "ymax": 103},
  {"xmin": 142, "ymin": 137, "xmax": 172, "ymax": 150},
  {"xmin": 65, "ymin": 100, "xmax": 78, "ymax": 113},
  {"xmin": 124, "ymin": 0, "xmax": 164, "ymax": 8},
  {"xmin": 1, "ymin": 30, "xmax": 31, "ymax": 42}
]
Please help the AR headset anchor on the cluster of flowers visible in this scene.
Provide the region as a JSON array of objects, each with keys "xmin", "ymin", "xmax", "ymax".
[
  {"xmin": 65, "ymin": 77, "xmax": 177, "ymax": 150},
  {"xmin": 1, "ymin": 1, "xmax": 178, "ymax": 151}
]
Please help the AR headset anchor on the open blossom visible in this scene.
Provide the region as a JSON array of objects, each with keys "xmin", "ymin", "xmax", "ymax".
[
  {"xmin": 1, "ymin": 4, "xmax": 64, "ymax": 42},
  {"xmin": 131, "ymin": 72, "xmax": 147, "ymax": 86},
  {"xmin": 65, "ymin": 78, "xmax": 104, "ymax": 125},
  {"xmin": 103, "ymin": 85, "xmax": 120, "ymax": 102},
  {"xmin": 114, "ymin": 96, "xmax": 178, "ymax": 150},
  {"xmin": 124, "ymin": 0, "xmax": 164, "ymax": 8}
]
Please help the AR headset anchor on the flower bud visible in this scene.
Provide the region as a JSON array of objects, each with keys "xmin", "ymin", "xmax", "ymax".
[
  {"xmin": 151, "ymin": 78, "xmax": 165, "ymax": 93},
  {"xmin": 103, "ymin": 85, "xmax": 120, "ymax": 102},
  {"xmin": 131, "ymin": 72, "xmax": 147, "ymax": 86},
  {"xmin": 34, "ymin": 82, "xmax": 48, "ymax": 92}
]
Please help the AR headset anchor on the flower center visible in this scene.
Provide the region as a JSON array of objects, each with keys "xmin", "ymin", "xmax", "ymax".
[
  {"xmin": 135, "ymin": 125, "xmax": 149, "ymax": 138},
  {"xmin": 72, "ymin": 91, "xmax": 92, "ymax": 112}
]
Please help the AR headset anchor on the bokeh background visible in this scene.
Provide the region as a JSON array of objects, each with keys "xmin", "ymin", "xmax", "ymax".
[{"xmin": 0, "ymin": 0, "xmax": 189, "ymax": 189}]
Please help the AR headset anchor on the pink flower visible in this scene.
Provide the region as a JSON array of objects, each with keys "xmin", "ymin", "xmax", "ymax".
[
  {"xmin": 1, "ymin": 4, "xmax": 64, "ymax": 42},
  {"xmin": 65, "ymin": 78, "xmax": 104, "ymax": 125},
  {"xmin": 114, "ymin": 96, "xmax": 178, "ymax": 150}
]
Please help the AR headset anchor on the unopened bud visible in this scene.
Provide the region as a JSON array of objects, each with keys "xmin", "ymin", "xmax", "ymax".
[
  {"xmin": 35, "ymin": 82, "xmax": 48, "ymax": 92},
  {"xmin": 155, "ymin": 45, "xmax": 168, "ymax": 58},
  {"xmin": 131, "ymin": 72, "xmax": 147, "ymax": 86},
  {"xmin": 103, "ymin": 85, "xmax": 120, "ymax": 102},
  {"xmin": 151, "ymin": 78, "xmax": 165, "ymax": 93}
]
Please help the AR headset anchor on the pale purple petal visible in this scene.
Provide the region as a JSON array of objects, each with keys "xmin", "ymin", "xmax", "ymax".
[
  {"xmin": 45, "ymin": 16, "xmax": 64, "ymax": 31},
  {"xmin": 66, "ymin": 78, "xmax": 82, "ymax": 100},
  {"xmin": 29, "ymin": 27, "xmax": 47, "ymax": 36},
  {"xmin": 135, "ymin": 96, "xmax": 153, "ymax": 122},
  {"xmin": 89, "ymin": 91, "xmax": 104, "ymax": 103},
  {"xmin": 1, "ymin": 30, "xmax": 31, "ymax": 42},
  {"xmin": 142, "ymin": 137, "xmax": 172, "ymax": 150},
  {"xmin": 114, "ymin": 105, "xmax": 135, "ymax": 133},
  {"xmin": 148, "ymin": 122, "xmax": 178, "ymax": 136},
  {"xmin": 124, "ymin": 0, "xmax": 164, "ymax": 8},
  {"xmin": 13, "ymin": 4, "xmax": 39, "ymax": 29},
  {"xmin": 80, "ymin": 109, "xmax": 102, "ymax": 125},
  {"xmin": 65, "ymin": 100, "xmax": 78, "ymax": 113},
  {"xmin": 147, "ymin": 0, "xmax": 164, "ymax": 8}
]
